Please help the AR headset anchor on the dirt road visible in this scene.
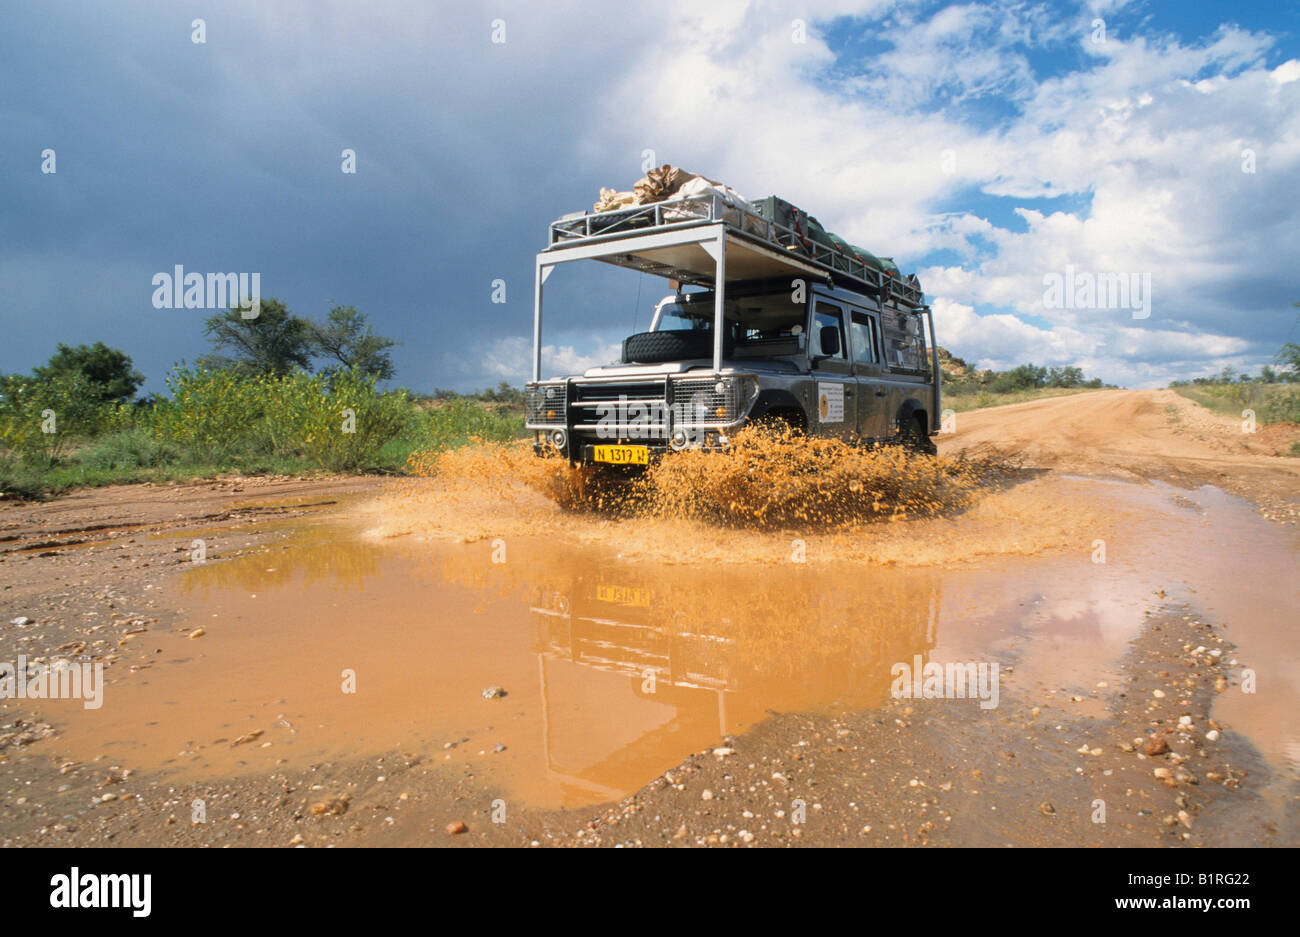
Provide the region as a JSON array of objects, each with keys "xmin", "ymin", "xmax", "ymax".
[
  {"xmin": 1, "ymin": 391, "xmax": 1296, "ymax": 847},
  {"xmin": 940, "ymin": 389, "xmax": 1300, "ymax": 522}
]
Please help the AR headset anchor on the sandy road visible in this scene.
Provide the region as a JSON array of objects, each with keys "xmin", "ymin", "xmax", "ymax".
[{"xmin": 940, "ymin": 389, "xmax": 1300, "ymax": 521}]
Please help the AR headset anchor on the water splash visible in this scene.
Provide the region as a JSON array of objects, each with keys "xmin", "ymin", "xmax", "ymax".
[{"xmin": 407, "ymin": 427, "xmax": 1013, "ymax": 529}]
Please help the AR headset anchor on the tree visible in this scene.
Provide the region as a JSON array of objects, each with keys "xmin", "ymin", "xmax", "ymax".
[
  {"xmin": 998, "ymin": 363, "xmax": 1047, "ymax": 391},
  {"xmin": 1, "ymin": 370, "xmax": 110, "ymax": 465},
  {"xmin": 305, "ymin": 305, "xmax": 398, "ymax": 380},
  {"xmin": 33, "ymin": 341, "xmax": 144, "ymax": 403},
  {"xmin": 200, "ymin": 298, "xmax": 312, "ymax": 376},
  {"xmin": 1046, "ymin": 365, "xmax": 1084, "ymax": 388},
  {"xmin": 1276, "ymin": 342, "xmax": 1300, "ymax": 380}
]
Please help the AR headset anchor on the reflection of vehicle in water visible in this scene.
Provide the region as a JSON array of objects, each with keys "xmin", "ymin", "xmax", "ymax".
[{"xmin": 529, "ymin": 569, "xmax": 939, "ymax": 803}]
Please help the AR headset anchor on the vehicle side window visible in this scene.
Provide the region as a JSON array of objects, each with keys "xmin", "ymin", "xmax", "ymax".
[
  {"xmin": 850, "ymin": 313, "xmax": 879, "ymax": 365},
  {"xmin": 812, "ymin": 304, "xmax": 846, "ymax": 359}
]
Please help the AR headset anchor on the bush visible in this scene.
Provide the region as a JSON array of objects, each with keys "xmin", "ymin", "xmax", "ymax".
[
  {"xmin": 406, "ymin": 399, "xmax": 522, "ymax": 450},
  {"xmin": 1174, "ymin": 382, "xmax": 1300, "ymax": 424},
  {"xmin": 149, "ymin": 366, "xmax": 412, "ymax": 471},
  {"xmin": 150, "ymin": 367, "xmax": 276, "ymax": 457},
  {"xmin": 264, "ymin": 369, "xmax": 411, "ymax": 471},
  {"xmin": 77, "ymin": 429, "xmax": 185, "ymax": 470},
  {"xmin": 1258, "ymin": 386, "xmax": 1300, "ymax": 424},
  {"xmin": 0, "ymin": 371, "xmax": 114, "ymax": 467}
]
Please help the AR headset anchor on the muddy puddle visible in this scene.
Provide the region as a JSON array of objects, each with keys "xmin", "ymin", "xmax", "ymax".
[{"xmin": 31, "ymin": 475, "xmax": 1300, "ymax": 810}]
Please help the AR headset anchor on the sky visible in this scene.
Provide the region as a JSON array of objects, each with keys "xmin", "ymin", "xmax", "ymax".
[{"xmin": 3, "ymin": 0, "xmax": 1298, "ymax": 393}]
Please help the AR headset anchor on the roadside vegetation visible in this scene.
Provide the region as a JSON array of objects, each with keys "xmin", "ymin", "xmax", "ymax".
[
  {"xmin": 937, "ymin": 348, "xmax": 1112, "ymax": 412},
  {"xmin": 1168, "ymin": 345, "xmax": 1300, "ymax": 427},
  {"xmin": 0, "ymin": 302, "xmax": 524, "ymax": 499}
]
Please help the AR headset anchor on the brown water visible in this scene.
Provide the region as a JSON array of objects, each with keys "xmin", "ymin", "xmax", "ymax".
[{"xmin": 33, "ymin": 473, "xmax": 1298, "ymax": 809}]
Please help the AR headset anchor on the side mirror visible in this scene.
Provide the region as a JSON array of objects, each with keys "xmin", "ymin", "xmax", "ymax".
[{"xmin": 819, "ymin": 329, "xmax": 840, "ymax": 357}]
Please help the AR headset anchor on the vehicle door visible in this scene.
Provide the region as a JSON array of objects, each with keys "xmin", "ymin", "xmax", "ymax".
[
  {"xmin": 808, "ymin": 298, "xmax": 857, "ymax": 440},
  {"xmin": 848, "ymin": 307, "xmax": 890, "ymax": 440}
]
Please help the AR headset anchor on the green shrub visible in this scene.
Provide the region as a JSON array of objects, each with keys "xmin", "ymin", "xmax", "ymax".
[
  {"xmin": 78, "ymin": 429, "xmax": 185, "ymax": 470},
  {"xmin": 149, "ymin": 366, "xmax": 412, "ymax": 471},
  {"xmin": 407, "ymin": 399, "xmax": 522, "ymax": 449},
  {"xmin": 1175, "ymin": 382, "xmax": 1300, "ymax": 424},
  {"xmin": 2, "ymin": 364, "xmax": 522, "ymax": 496},
  {"xmin": 0, "ymin": 371, "xmax": 114, "ymax": 467},
  {"xmin": 151, "ymin": 366, "xmax": 275, "ymax": 456},
  {"xmin": 264, "ymin": 368, "xmax": 411, "ymax": 471},
  {"xmin": 1257, "ymin": 387, "xmax": 1300, "ymax": 424}
]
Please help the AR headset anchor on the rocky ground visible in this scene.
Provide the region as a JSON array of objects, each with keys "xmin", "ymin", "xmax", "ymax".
[{"xmin": 568, "ymin": 605, "xmax": 1291, "ymax": 847}]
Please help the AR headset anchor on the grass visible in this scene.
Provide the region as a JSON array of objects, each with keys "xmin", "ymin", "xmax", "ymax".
[
  {"xmin": 1172, "ymin": 382, "xmax": 1300, "ymax": 424},
  {"xmin": 942, "ymin": 385, "xmax": 1106, "ymax": 413},
  {"xmin": 1, "ymin": 398, "xmax": 528, "ymax": 500},
  {"xmin": 374, "ymin": 399, "xmax": 525, "ymax": 470},
  {"xmin": 1, "ymin": 434, "xmax": 325, "ymax": 498}
]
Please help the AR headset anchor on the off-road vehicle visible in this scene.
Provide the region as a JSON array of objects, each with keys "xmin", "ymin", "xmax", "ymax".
[{"xmin": 524, "ymin": 190, "xmax": 940, "ymax": 465}]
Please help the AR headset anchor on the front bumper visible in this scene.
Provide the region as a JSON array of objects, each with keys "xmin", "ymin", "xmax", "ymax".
[
  {"xmin": 526, "ymin": 373, "xmax": 757, "ymax": 464},
  {"xmin": 532, "ymin": 432, "xmax": 734, "ymax": 465}
]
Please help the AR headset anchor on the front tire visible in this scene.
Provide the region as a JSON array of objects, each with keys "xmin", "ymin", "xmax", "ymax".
[
  {"xmin": 749, "ymin": 408, "xmax": 807, "ymax": 436},
  {"xmin": 899, "ymin": 414, "xmax": 937, "ymax": 454}
]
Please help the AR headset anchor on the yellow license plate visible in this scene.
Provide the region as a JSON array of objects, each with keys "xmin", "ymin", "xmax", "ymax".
[
  {"xmin": 592, "ymin": 445, "xmax": 649, "ymax": 465},
  {"xmin": 595, "ymin": 584, "xmax": 652, "ymax": 607}
]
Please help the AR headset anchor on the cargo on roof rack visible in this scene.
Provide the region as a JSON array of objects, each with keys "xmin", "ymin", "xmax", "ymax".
[{"xmin": 545, "ymin": 191, "xmax": 925, "ymax": 309}]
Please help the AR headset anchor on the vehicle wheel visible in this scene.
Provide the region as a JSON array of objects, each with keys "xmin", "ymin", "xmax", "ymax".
[
  {"xmin": 750, "ymin": 409, "xmax": 805, "ymax": 437},
  {"xmin": 899, "ymin": 414, "xmax": 937, "ymax": 454}
]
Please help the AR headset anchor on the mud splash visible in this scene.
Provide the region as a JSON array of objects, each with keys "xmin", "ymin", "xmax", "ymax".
[
  {"xmin": 409, "ymin": 428, "xmax": 1007, "ymax": 527},
  {"xmin": 386, "ymin": 435, "xmax": 1113, "ymax": 567}
]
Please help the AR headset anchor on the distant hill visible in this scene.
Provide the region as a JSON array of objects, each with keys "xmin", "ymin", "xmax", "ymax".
[
  {"xmin": 936, "ymin": 347, "xmax": 1107, "ymax": 394},
  {"xmin": 936, "ymin": 346, "xmax": 975, "ymax": 381}
]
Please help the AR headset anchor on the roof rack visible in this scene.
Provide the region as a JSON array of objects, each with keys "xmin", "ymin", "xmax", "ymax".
[{"xmin": 547, "ymin": 192, "xmax": 925, "ymax": 309}]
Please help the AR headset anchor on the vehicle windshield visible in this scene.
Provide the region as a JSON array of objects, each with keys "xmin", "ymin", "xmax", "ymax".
[
  {"xmin": 657, "ymin": 304, "xmax": 711, "ymax": 331},
  {"xmin": 652, "ymin": 290, "xmax": 805, "ymax": 348}
]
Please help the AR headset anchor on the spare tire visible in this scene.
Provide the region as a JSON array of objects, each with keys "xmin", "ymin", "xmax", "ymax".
[{"xmin": 623, "ymin": 330, "xmax": 730, "ymax": 363}]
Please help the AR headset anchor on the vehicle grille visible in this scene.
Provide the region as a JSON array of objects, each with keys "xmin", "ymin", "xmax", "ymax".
[
  {"xmin": 570, "ymin": 380, "xmax": 670, "ymax": 437},
  {"xmin": 530, "ymin": 377, "xmax": 749, "ymax": 435},
  {"xmin": 572, "ymin": 381, "xmax": 665, "ymax": 402}
]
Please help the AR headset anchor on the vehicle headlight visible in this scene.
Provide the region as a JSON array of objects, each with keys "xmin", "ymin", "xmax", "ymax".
[
  {"xmin": 527, "ymin": 383, "xmax": 566, "ymax": 425},
  {"xmin": 672, "ymin": 375, "xmax": 756, "ymax": 425}
]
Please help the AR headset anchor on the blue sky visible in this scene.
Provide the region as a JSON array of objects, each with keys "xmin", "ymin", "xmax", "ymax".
[{"xmin": 3, "ymin": 0, "xmax": 1298, "ymax": 392}]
